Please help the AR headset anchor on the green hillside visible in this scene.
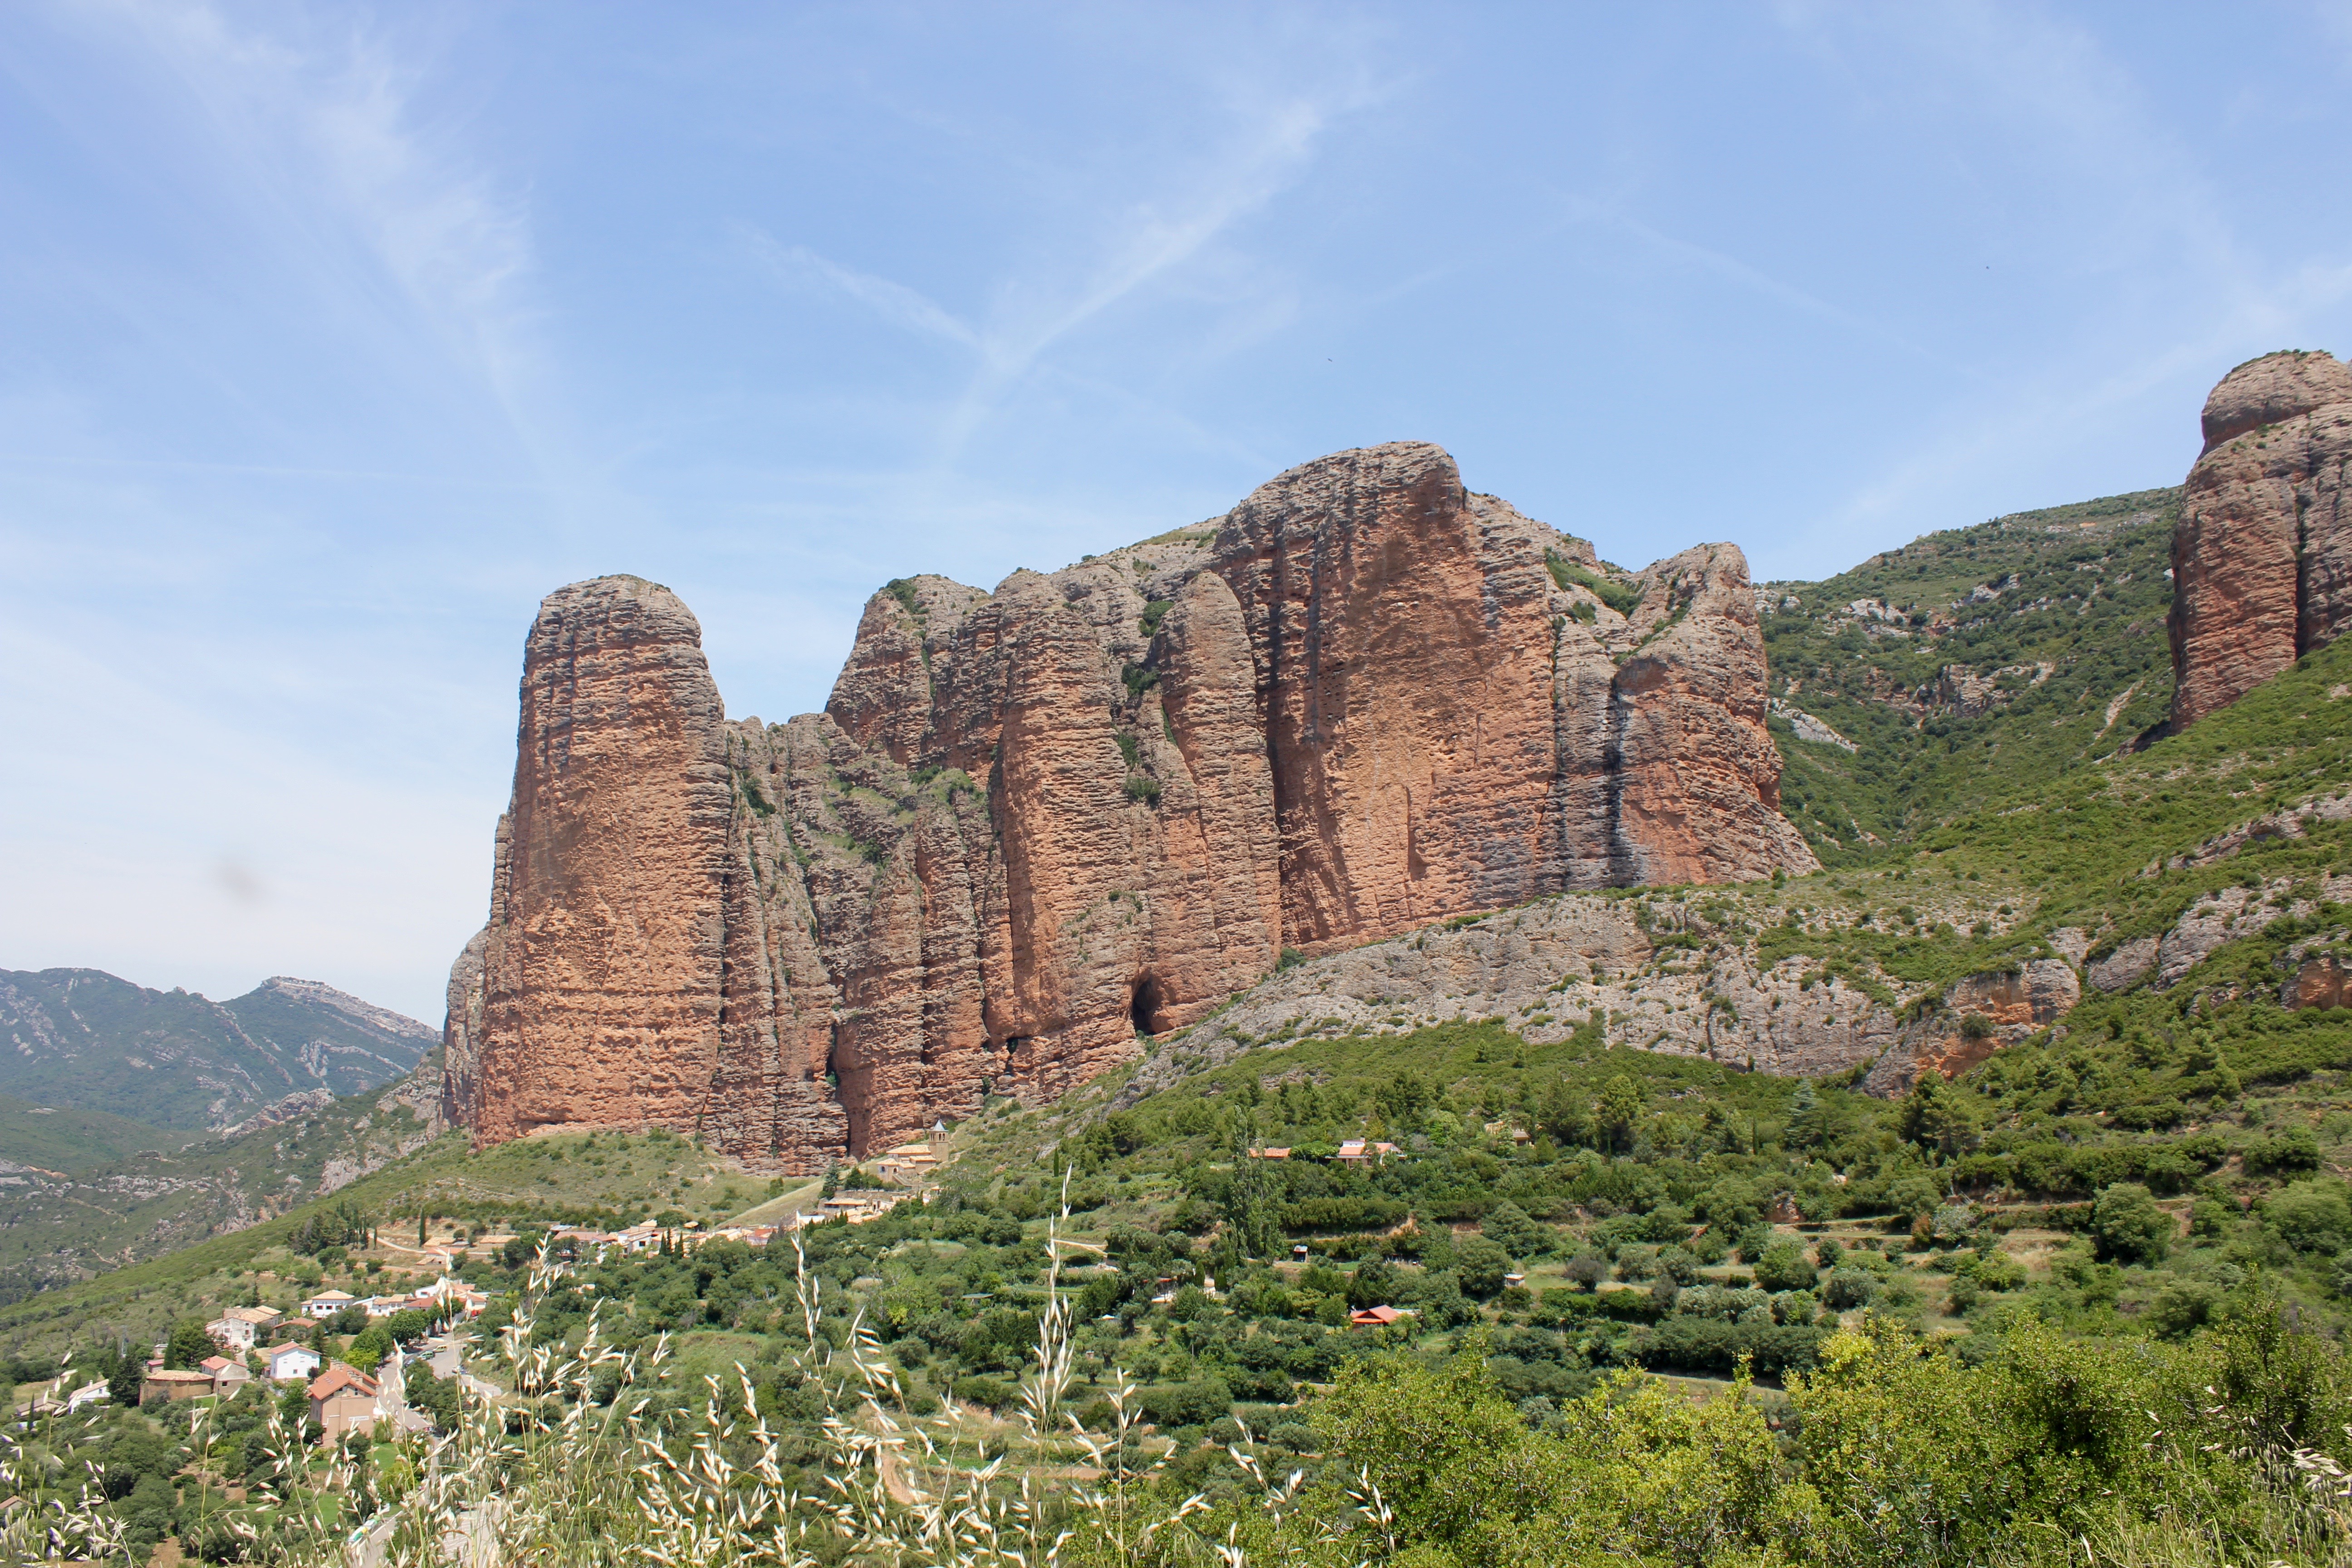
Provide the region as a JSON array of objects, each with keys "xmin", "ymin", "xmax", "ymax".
[
  {"xmin": 0, "ymin": 1093, "xmax": 176, "ymax": 1175},
  {"xmin": 1763, "ymin": 488, "xmax": 2179, "ymax": 858},
  {"xmin": 0, "ymin": 1073, "xmax": 447, "ymax": 1303}
]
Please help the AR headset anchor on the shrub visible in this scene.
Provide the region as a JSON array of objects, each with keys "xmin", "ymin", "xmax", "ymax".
[
  {"xmin": 951, "ymin": 1375, "xmax": 1014, "ymax": 1409},
  {"xmin": 1139, "ymin": 1377, "xmax": 1233, "ymax": 1430},
  {"xmin": 1656, "ymin": 1245, "xmax": 1703, "ymax": 1286},
  {"xmin": 1823, "ymin": 1268, "xmax": 1877, "ymax": 1310},
  {"xmin": 1455, "ymin": 1235, "xmax": 1513, "ymax": 1298},
  {"xmin": 1268, "ymin": 1421, "xmax": 1318, "ymax": 1453},
  {"xmin": 1544, "ymin": 552, "xmax": 1644, "ymax": 615},
  {"xmin": 1752, "ymin": 1241, "xmax": 1818, "ymax": 1293},
  {"xmin": 2190, "ymin": 1196, "xmax": 2236, "ymax": 1238},
  {"xmin": 2144, "ymin": 1278, "xmax": 2223, "ymax": 1339},
  {"xmin": 2243, "ymin": 1128, "xmax": 2322, "ymax": 1178},
  {"xmin": 1481, "ymin": 1201, "xmax": 1550, "ymax": 1258},
  {"xmin": 345, "ymin": 1324, "xmax": 391, "ymax": 1374},
  {"xmin": 2262, "ymin": 1178, "xmax": 2352, "ymax": 1255},
  {"xmin": 2091, "ymin": 1182, "xmax": 2172, "ymax": 1264},
  {"xmin": 162, "ymin": 1320, "xmax": 215, "ymax": 1371}
]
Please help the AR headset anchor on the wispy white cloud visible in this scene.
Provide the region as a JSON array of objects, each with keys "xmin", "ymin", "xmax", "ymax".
[
  {"xmin": 747, "ymin": 235, "xmax": 979, "ymax": 349},
  {"xmin": 68, "ymin": 0, "xmax": 547, "ymax": 466},
  {"xmin": 1747, "ymin": 0, "xmax": 2352, "ymax": 575},
  {"xmin": 745, "ymin": 55, "xmax": 1379, "ymax": 465},
  {"xmin": 1552, "ymin": 194, "xmax": 1957, "ymax": 371}
]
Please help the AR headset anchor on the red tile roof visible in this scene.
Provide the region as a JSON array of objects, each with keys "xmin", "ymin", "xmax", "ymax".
[{"xmin": 306, "ymin": 1363, "xmax": 377, "ymax": 1402}]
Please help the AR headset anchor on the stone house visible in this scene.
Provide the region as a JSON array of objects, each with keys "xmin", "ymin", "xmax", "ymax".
[
  {"xmin": 306, "ymin": 1364, "xmax": 381, "ymax": 1441},
  {"xmin": 306, "ymin": 1357, "xmax": 429, "ymax": 1442},
  {"xmin": 141, "ymin": 1368, "xmax": 212, "ymax": 1404},
  {"xmin": 198, "ymin": 1356, "xmax": 251, "ymax": 1397}
]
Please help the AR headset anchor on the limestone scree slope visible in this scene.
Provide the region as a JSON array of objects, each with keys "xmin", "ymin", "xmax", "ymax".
[{"xmin": 444, "ymin": 443, "xmax": 1817, "ymax": 1167}]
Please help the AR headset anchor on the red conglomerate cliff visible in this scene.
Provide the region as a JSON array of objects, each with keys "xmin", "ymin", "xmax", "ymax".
[
  {"xmin": 445, "ymin": 443, "xmax": 1816, "ymax": 1167},
  {"xmin": 2169, "ymin": 350, "xmax": 2352, "ymax": 731}
]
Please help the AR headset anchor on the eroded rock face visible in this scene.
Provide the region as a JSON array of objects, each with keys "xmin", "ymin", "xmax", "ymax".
[
  {"xmin": 1860, "ymin": 961, "xmax": 2080, "ymax": 1098},
  {"xmin": 2169, "ymin": 351, "xmax": 2352, "ymax": 730},
  {"xmin": 455, "ymin": 446, "xmax": 1815, "ymax": 1167},
  {"xmin": 468, "ymin": 578, "xmax": 749, "ymax": 1147},
  {"xmin": 2284, "ymin": 956, "xmax": 2352, "ymax": 1010}
]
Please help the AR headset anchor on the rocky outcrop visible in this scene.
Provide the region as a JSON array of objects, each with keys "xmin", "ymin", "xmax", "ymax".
[
  {"xmin": 1120, "ymin": 887, "xmax": 2084, "ymax": 1106},
  {"xmin": 2284, "ymin": 956, "xmax": 2352, "ymax": 1010},
  {"xmin": 2087, "ymin": 936, "xmax": 2159, "ymax": 994},
  {"xmin": 453, "ymin": 445, "xmax": 1817, "ymax": 1167},
  {"xmin": 1859, "ymin": 962, "xmax": 2080, "ymax": 1098},
  {"xmin": 438, "ymin": 923, "xmax": 490, "ymax": 1133},
  {"xmin": 2168, "ymin": 351, "xmax": 2352, "ymax": 730}
]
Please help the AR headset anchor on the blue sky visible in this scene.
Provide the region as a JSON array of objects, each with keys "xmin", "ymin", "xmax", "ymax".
[{"xmin": 6, "ymin": 1, "xmax": 2352, "ymax": 1024}]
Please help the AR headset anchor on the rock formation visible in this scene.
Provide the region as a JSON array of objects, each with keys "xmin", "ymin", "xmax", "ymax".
[
  {"xmin": 2169, "ymin": 350, "xmax": 2352, "ymax": 730},
  {"xmin": 450, "ymin": 443, "xmax": 1816, "ymax": 1167}
]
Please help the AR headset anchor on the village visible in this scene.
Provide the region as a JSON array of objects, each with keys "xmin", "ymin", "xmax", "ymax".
[{"xmin": 15, "ymin": 1139, "xmax": 955, "ymax": 1452}]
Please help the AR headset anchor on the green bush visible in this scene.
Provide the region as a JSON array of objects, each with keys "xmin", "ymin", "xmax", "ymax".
[
  {"xmin": 1823, "ymin": 1267, "xmax": 1877, "ymax": 1309},
  {"xmin": 1480, "ymin": 1201, "xmax": 1550, "ymax": 1257},
  {"xmin": 2091, "ymin": 1182, "xmax": 2172, "ymax": 1264},
  {"xmin": 2262, "ymin": 1178, "xmax": 2352, "ymax": 1254},
  {"xmin": 2144, "ymin": 1278, "xmax": 2223, "ymax": 1339},
  {"xmin": 2243, "ymin": 1128, "xmax": 2322, "ymax": 1178},
  {"xmin": 1544, "ymin": 551, "xmax": 1643, "ymax": 616},
  {"xmin": 951, "ymin": 1374, "xmax": 1014, "ymax": 1409},
  {"xmin": 1752, "ymin": 1240, "xmax": 1818, "ymax": 1293},
  {"xmin": 1138, "ymin": 1377, "xmax": 1233, "ymax": 1430},
  {"xmin": 1455, "ymin": 1235, "xmax": 1513, "ymax": 1298},
  {"xmin": 1656, "ymin": 1245, "xmax": 1703, "ymax": 1286}
]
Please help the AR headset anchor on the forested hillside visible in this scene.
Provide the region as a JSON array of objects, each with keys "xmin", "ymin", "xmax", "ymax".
[{"xmin": 1762, "ymin": 488, "xmax": 2179, "ymax": 858}]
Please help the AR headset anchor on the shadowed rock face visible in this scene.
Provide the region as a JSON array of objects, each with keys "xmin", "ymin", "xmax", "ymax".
[
  {"xmin": 451, "ymin": 445, "xmax": 1815, "ymax": 1168},
  {"xmin": 2170, "ymin": 351, "xmax": 2352, "ymax": 730}
]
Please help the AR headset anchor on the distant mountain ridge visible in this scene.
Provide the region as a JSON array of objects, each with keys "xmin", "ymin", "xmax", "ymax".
[{"xmin": 0, "ymin": 968, "xmax": 434, "ymax": 1132}]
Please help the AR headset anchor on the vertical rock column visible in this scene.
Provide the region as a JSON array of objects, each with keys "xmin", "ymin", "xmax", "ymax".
[
  {"xmin": 471, "ymin": 577, "xmax": 738, "ymax": 1145},
  {"xmin": 1212, "ymin": 444, "xmax": 1565, "ymax": 949},
  {"xmin": 1608, "ymin": 544, "xmax": 1815, "ymax": 883},
  {"xmin": 2170, "ymin": 350, "xmax": 2352, "ymax": 730}
]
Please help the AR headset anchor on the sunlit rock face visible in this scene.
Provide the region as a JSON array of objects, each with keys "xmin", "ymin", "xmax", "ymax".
[
  {"xmin": 450, "ymin": 445, "xmax": 1813, "ymax": 1168},
  {"xmin": 2169, "ymin": 351, "xmax": 2352, "ymax": 731}
]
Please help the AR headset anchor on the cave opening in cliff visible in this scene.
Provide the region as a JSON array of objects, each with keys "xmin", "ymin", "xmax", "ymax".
[{"xmin": 1130, "ymin": 975, "xmax": 1167, "ymax": 1036}]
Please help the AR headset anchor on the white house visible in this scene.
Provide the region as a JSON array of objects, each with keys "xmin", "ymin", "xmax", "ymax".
[
  {"xmin": 302, "ymin": 1289, "xmax": 357, "ymax": 1320},
  {"xmin": 205, "ymin": 1314, "xmax": 258, "ymax": 1351},
  {"xmin": 262, "ymin": 1342, "xmax": 321, "ymax": 1383}
]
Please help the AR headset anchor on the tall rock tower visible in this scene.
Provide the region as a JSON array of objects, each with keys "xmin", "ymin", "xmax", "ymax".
[{"xmin": 2169, "ymin": 351, "xmax": 2352, "ymax": 731}]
